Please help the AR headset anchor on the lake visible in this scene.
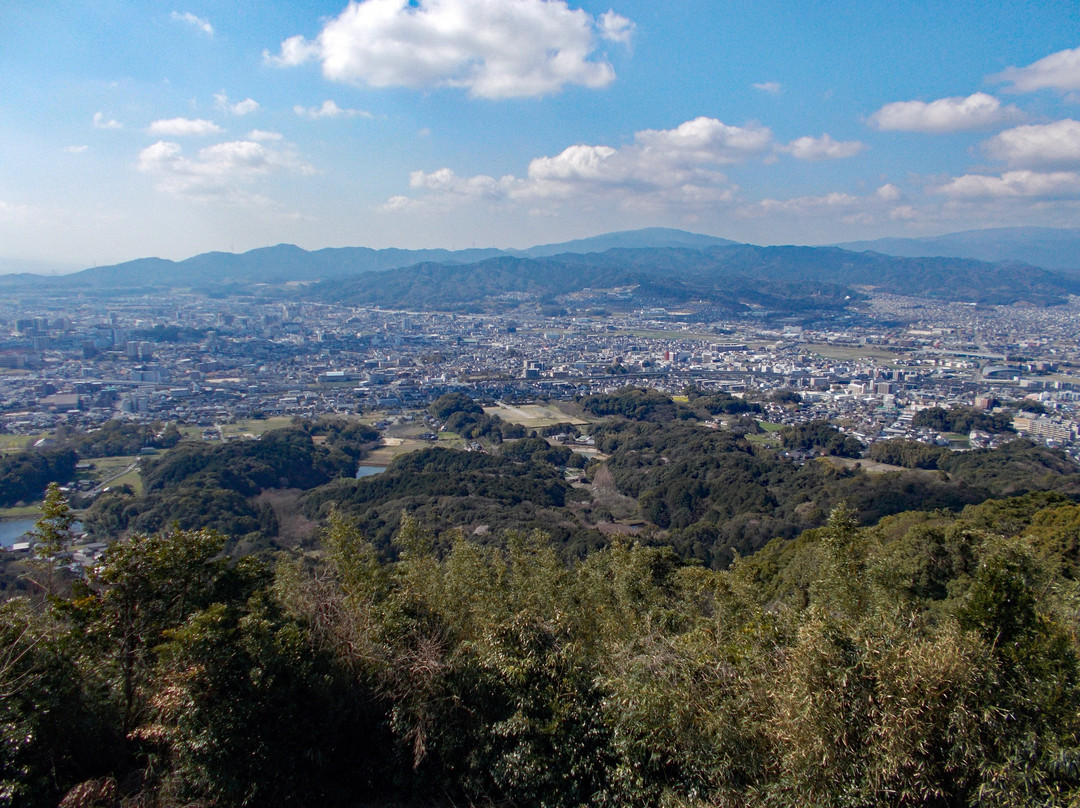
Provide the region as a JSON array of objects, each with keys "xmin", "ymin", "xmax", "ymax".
[
  {"xmin": 0, "ymin": 518, "xmax": 37, "ymax": 548},
  {"xmin": 0, "ymin": 518, "xmax": 85, "ymax": 548},
  {"xmin": 355, "ymin": 465, "xmax": 387, "ymax": 478}
]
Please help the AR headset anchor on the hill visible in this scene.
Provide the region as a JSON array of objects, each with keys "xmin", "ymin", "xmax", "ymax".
[
  {"xmin": 512, "ymin": 227, "xmax": 740, "ymax": 257},
  {"xmin": 301, "ymin": 244, "xmax": 1080, "ymax": 311},
  {"xmin": 0, "ymin": 228, "xmax": 739, "ymax": 293},
  {"xmin": 4, "ymin": 229, "xmax": 1077, "ymax": 308},
  {"xmin": 836, "ymin": 226, "xmax": 1080, "ymax": 273}
]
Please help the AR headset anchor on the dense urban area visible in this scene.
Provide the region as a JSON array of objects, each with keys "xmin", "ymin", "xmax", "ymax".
[
  {"xmin": 3, "ymin": 288, "xmax": 1079, "ymax": 456},
  {"xmin": 4, "ymin": 276, "xmax": 1080, "ymax": 808}
]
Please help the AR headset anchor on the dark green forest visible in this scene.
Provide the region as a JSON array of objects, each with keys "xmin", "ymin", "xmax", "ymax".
[
  {"xmin": 300, "ymin": 245, "xmax": 1080, "ymax": 312},
  {"xmin": 4, "ymin": 492, "xmax": 1080, "ymax": 807},
  {"xmin": 4, "ymin": 391, "xmax": 1080, "ymax": 806}
]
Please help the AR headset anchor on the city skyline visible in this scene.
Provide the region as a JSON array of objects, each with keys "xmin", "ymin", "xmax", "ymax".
[{"xmin": 4, "ymin": 0, "xmax": 1080, "ymax": 270}]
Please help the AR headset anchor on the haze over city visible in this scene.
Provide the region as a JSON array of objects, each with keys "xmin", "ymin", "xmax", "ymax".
[{"xmin": 4, "ymin": 0, "xmax": 1080, "ymax": 272}]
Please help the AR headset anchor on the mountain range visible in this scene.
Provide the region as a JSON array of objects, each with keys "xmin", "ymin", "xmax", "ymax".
[
  {"xmin": 300, "ymin": 244, "xmax": 1079, "ymax": 312},
  {"xmin": 0, "ymin": 228, "xmax": 736, "ymax": 292},
  {"xmin": 3, "ymin": 226, "xmax": 1079, "ymax": 309},
  {"xmin": 836, "ymin": 227, "xmax": 1080, "ymax": 272}
]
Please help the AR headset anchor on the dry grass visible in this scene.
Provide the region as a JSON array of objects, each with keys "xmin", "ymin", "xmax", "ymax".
[
  {"xmin": 484, "ymin": 402, "xmax": 589, "ymax": 427},
  {"xmin": 255, "ymin": 488, "xmax": 317, "ymax": 546}
]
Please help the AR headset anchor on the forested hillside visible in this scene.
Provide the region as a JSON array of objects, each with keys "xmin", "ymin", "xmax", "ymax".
[
  {"xmin": 4, "ymin": 493, "xmax": 1079, "ymax": 806},
  {"xmin": 302, "ymin": 245, "xmax": 1080, "ymax": 312},
  {"xmin": 4, "ymin": 392, "xmax": 1080, "ymax": 805}
]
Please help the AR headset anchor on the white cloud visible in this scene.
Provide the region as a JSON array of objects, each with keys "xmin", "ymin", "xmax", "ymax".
[
  {"xmin": 736, "ymin": 186, "xmax": 927, "ymax": 228},
  {"xmin": 934, "ymin": 170, "xmax": 1080, "ymax": 199},
  {"xmin": 520, "ymin": 117, "xmax": 770, "ymax": 203},
  {"xmin": 753, "ymin": 192, "xmax": 861, "ymax": 214},
  {"xmin": 137, "ymin": 138, "xmax": 315, "ymax": 202},
  {"xmin": 214, "ymin": 92, "xmax": 260, "ymax": 116},
  {"xmin": 171, "ymin": 11, "xmax": 213, "ymax": 37},
  {"xmin": 247, "ymin": 129, "xmax": 283, "ymax": 141},
  {"xmin": 876, "ymin": 183, "xmax": 902, "ymax": 200},
  {"xmin": 0, "ymin": 200, "xmax": 31, "ymax": 219},
  {"xmin": 598, "ymin": 10, "xmax": 634, "ymax": 43},
  {"xmin": 270, "ymin": 35, "xmax": 320, "ymax": 66},
  {"xmin": 780, "ymin": 133, "xmax": 864, "ymax": 160},
  {"xmin": 93, "ymin": 112, "xmax": 122, "ymax": 130},
  {"xmin": 385, "ymin": 117, "xmax": 771, "ymax": 212},
  {"xmin": 868, "ymin": 92, "xmax": 1022, "ymax": 133},
  {"xmin": 293, "ymin": 100, "xmax": 372, "ymax": 119},
  {"xmin": 753, "ymin": 81, "xmax": 781, "ymax": 95},
  {"xmin": 982, "ymin": 119, "xmax": 1080, "ymax": 168},
  {"xmin": 65, "ymin": 145, "xmax": 89, "ymax": 154},
  {"xmin": 266, "ymin": 0, "xmax": 632, "ymax": 99},
  {"xmin": 411, "ymin": 167, "xmax": 517, "ymax": 197},
  {"xmin": 147, "ymin": 117, "xmax": 223, "ymax": 136},
  {"xmin": 993, "ymin": 46, "xmax": 1080, "ymax": 93},
  {"xmin": 636, "ymin": 117, "xmax": 772, "ymax": 161}
]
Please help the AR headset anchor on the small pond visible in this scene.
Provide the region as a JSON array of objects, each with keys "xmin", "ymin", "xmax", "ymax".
[{"xmin": 355, "ymin": 465, "xmax": 387, "ymax": 479}]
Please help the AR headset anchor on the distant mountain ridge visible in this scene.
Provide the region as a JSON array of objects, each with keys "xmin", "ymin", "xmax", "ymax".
[
  {"xmin": 2, "ymin": 227, "xmax": 1077, "ymax": 309},
  {"xmin": 0, "ymin": 228, "xmax": 738, "ymax": 291},
  {"xmin": 836, "ymin": 227, "xmax": 1080, "ymax": 272},
  {"xmin": 301, "ymin": 244, "xmax": 1080, "ymax": 311},
  {"xmin": 510, "ymin": 227, "xmax": 740, "ymax": 258}
]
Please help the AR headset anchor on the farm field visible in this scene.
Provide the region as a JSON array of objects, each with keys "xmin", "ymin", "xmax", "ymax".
[{"xmin": 484, "ymin": 402, "xmax": 588, "ymax": 427}]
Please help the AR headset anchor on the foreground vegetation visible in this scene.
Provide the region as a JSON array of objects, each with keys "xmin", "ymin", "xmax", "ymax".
[
  {"xmin": 3, "ymin": 390, "xmax": 1080, "ymax": 804},
  {"xmin": 4, "ymin": 489, "xmax": 1080, "ymax": 807}
]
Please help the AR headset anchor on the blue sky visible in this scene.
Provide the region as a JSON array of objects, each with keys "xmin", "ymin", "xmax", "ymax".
[{"xmin": 3, "ymin": 0, "xmax": 1080, "ymax": 270}]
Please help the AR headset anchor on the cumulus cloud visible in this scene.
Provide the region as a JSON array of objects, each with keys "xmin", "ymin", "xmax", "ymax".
[
  {"xmin": 65, "ymin": 145, "xmax": 89, "ymax": 154},
  {"xmin": 214, "ymin": 92, "xmax": 260, "ymax": 115},
  {"xmin": 753, "ymin": 81, "xmax": 781, "ymax": 95},
  {"xmin": 993, "ymin": 46, "xmax": 1080, "ymax": 93},
  {"xmin": 876, "ymin": 183, "xmax": 902, "ymax": 200},
  {"xmin": 889, "ymin": 205, "xmax": 920, "ymax": 220},
  {"xmin": 171, "ymin": 11, "xmax": 213, "ymax": 36},
  {"xmin": 137, "ymin": 138, "xmax": 315, "ymax": 202},
  {"xmin": 598, "ymin": 10, "xmax": 634, "ymax": 43},
  {"xmin": 93, "ymin": 112, "xmax": 122, "ymax": 130},
  {"xmin": 753, "ymin": 192, "xmax": 861, "ymax": 214},
  {"xmin": 265, "ymin": 0, "xmax": 633, "ymax": 99},
  {"xmin": 868, "ymin": 92, "xmax": 1021, "ymax": 133},
  {"xmin": 384, "ymin": 117, "xmax": 772, "ymax": 212},
  {"xmin": 780, "ymin": 134, "xmax": 864, "ymax": 160},
  {"xmin": 735, "ymin": 185, "xmax": 926, "ymax": 228},
  {"xmin": 982, "ymin": 119, "xmax": 1080, "ymax": 168},
  {"xmin": 293, "ymin": 100, "xmax": 372, "ymax": 119},
  {"xmin": 147, "ymin": 117, "xmax": 223, "ymax": 136},
  {"xmin": 934, "ymin": 170, "xmax": 1080, "ymax": 199}
]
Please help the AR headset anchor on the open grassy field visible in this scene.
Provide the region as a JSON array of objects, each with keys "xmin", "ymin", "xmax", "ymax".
[
  {"xmin": 484, "ymin": 403, "xmax": 588, "ymax": 427},
  {"xmin": 365, "ymin": 437, "xmax": 440, "ymax": 464},
  {"xmin": 0, "ymin": 433, "xmax": 48, "ymax": 453},
  {"xmin": 0, "ymin": 504, "xmax": 43, "ymax": 519},
  {"xmin": 219, "ymin": 416, "xmax": 295, "ymax": 439},
  {"xmin": 943, "ymin": 432, "xmax": 970, "ymax": 448},
  {"xmin": 803, "ymin": 343, "xmax": 900, "ymax": 362},
  {"xmin": 746, "ymin": 432, "xmax": 782, "ymax": 448},
  {"xmin": 75, "ymin": 455, "xmax": 144, "ymax": 495},
  {"xmin": 824, "ymin": 456, "xmax": 909, "ymax": 474}
]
